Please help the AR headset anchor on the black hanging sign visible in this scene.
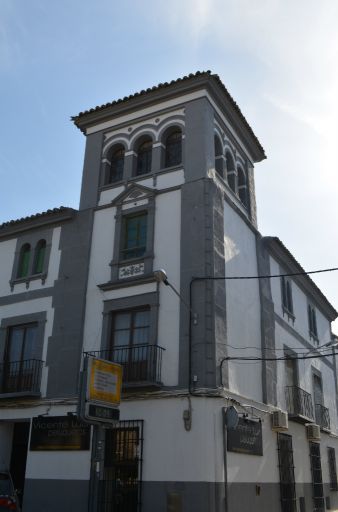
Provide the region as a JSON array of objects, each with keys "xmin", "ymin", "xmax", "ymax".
[
  {"xmin": 226, "ymin": 417, "xmax": 263, "ymax": 456},
  {"xmin": 30, "ymin": 415, "xmax": 91, "ymax": 451}
]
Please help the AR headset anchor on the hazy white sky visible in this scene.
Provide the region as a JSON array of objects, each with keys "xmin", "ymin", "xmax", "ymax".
[{"xmin": 1, "ymin": 0, "xmax": 338, "ymax": 328}]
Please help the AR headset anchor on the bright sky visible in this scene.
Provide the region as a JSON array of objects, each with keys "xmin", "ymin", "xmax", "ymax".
[{"xmin": 1, "ymin": 0, "xmax": 338, "ymax": 329}]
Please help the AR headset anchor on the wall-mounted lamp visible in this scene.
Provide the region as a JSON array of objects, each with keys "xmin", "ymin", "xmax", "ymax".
[{"xmin": 154, "ymin": 269, "xmax": 198, "ymax": 325}]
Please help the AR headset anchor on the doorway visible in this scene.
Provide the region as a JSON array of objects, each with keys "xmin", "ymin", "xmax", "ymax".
[
  {"xmin": 99, "ymin": 420, "xmax": 143, "ymax": 512},
  {"xmin": 10, "ymin": 422, "xmax": 30, "ymax": 503}
]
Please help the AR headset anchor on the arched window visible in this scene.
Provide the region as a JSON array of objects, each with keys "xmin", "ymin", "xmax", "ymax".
[
  {"xmin": 17, "ymin": 244, "xmax": 31, "ymax": 278},
  {"xmin": 33, "ymin": 239, "xmax": 46, "ymax": 274},
  {"xmin": 237, "ymin": 166, "xmax": 248, "ymax": 207},
  {"xmin": 109, "ymin": 146, "xmax": 125, "ymax": 183},
  {"xmin": 214, "ymin": 136, "xmax": 223, "ymax": 178},
  {"xmin": 165, "ymin": 130, "xmax": 182, "ymax": 167},
  {"xmin": 136, "ymin": 138, "xmax": 152, "ymax": 176},
  {"xmin": 226, "ymin": 152, "xmax": 236, "ymax": 193}
]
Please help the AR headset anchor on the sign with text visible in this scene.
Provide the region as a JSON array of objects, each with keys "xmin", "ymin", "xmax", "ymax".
[
  {"xmin": 119, "ymin": 262, "xmax": 144, "ymax": 279},
  {"xmin": 87, "ymin": 357, "xmax": 122, "ymax": 407},
  {"xmin": 30, "ymin": 416, "xmax": 91, "ymax": 451},
  {"xmin": 85, "ymin": 403, "xmax": 120, "ymax": 423},
  {"xmin": 226, "ymin": 417, "xmax": 263, "ymax": 456}
]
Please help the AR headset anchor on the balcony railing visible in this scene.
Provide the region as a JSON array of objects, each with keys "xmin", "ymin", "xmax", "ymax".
[
  {"xmin": 315, "ymin": 404, "xmax": 330, "ymax": 431},
  {"xmin": 0, "ymin": 359, "xmax": 43, "ymax": 395},
  {"xmin": 87, "ymin": 344, "xmax": 165, "ymax": 386},
  {"xmin": 285, "ymin": 386, "xmax": 314, "ymax": 421}
]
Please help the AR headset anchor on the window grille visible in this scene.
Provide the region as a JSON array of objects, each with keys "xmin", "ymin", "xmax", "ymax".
[
  {"xmin": 100, "ymin": 420, "xmax": 144, "ymax": 512},
  {"xmin": 328, "ymin": 447, "xmax": 338, "ymax": 491},
  {"xmin": 309, "ymin": 441, "xmax": 325, "ymax": 512},
  {"xmin": 277, "ymin": 433, "xmax": 297, "ymax": 512}
]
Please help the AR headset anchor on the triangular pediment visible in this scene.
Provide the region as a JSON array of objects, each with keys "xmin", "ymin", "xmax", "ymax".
[{"xmin": 111, "ymin": 183, "xmax": 156, "ymax": 206}]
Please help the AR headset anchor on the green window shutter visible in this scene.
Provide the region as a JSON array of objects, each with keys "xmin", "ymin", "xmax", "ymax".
[
  {"xmin": 33, "ymin": 240, "xmax": 46, "ymax": 274},
  {"xmin": 17, "ymin": 244, "xmax": 31, "ymax": 278}
]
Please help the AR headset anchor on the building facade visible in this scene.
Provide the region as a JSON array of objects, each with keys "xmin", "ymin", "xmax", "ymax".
[{"xmin": 0, "ymin": 71, "xmax": 337, "ymax": 512}]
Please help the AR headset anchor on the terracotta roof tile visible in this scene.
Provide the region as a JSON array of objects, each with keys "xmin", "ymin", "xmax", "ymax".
[
  {"xmin": 0, "ymin": 207, "xmax": 75, "ymax": 230},
  {"xmin": 71, "ymin": 71, "xmax": 265, "ymax": 159}
]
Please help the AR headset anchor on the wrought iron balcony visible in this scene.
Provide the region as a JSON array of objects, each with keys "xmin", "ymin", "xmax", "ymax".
[
  {"xmin": 315, "ymin": 404, "xmax": 330, "ymax": 431},
  {"xmin": 87, "ymin": 344, "xmax": 165, "ymax": 386},
  {"xmin": 0, "ymin": 359, "xmax": 43, "ymax": 395},
  {"xmin": 285, "ymin": 386, "xmax": 314, "ymax": 422}
]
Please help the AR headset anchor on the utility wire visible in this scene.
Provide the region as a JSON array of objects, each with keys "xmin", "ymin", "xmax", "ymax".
[
  {"xmin": 227, "ymin": 343, "xmax": 335, "ymax": 353},
  {"xmin": 192, "ymin": 267, "xmax": 338, "ymax": 280},
  {"xmin": 225, "ymin": 352, "xmax": 335, "ymax": 362}
]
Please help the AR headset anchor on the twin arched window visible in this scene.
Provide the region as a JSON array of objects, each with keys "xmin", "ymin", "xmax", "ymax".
[
  {"xmin": 106, "ymin": 127, "xmax": 183, "ymax": 184},
  {"xmin": 165, "ymin": 130, "xmax": 182, "ymax": 168},
  {"xmin": 17, "ymin": 239, "xmax": 46, "ymax": 278},
  {"xmin": 17, "ymin": 244, "xmax": 31, "ymax": 278},
  {"xmin": 136, "ymin": 138, "xmax": 152, "ymax": 176},
  {"xmin": 109, "ymin": 146, "xmax": 125, "ymax": 183},
  {"xmin": 33, "ymin": 239, "xmax": 46, "ymax": 274}
]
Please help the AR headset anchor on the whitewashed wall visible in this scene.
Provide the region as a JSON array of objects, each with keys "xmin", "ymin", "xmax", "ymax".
[
  {"xmin": 223, "ymin": 201, "xmax": 262, "ymax": 402},
  {"xmin": 270, "ymin": 256, "xmax": 338, "ymax": 433},
  {"xmin": 83, "ymin": 187, "xmax": 181, "ymax": 386},
  {"xmin": 98, "ymin": 170, "xmax": 184, "ymax": 207},
  {"xmin": 0, "ymin": 239, "xmax": 16, "ymax": 295},
  {"xmin": 270, "ymin": 256, "xmax": 332, "ymax": 346}
]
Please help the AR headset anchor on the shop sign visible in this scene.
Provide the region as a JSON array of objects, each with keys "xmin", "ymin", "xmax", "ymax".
[
  {"xmin": 30, "ymin": 415, "xmax": 91, "ymax": 451},
  {"xmin": 227, "ymin": 417, "xmax": 263, "ymax": 456},
  {"xmin": 87, "ymin": 357, "xmax": 122, "ymax": 406}
]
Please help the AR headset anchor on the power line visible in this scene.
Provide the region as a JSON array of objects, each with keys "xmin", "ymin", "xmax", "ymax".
[
  {"xmin": 227, "ymin": 343, "xmax": 335, "ymax": 353},
  {"xmin": 224, "ymin": 351, "xmax": 335, "ymax": 362},
  {"xmin": 193, "ymin": 267, "xmax": 338, "ymax": 281}
]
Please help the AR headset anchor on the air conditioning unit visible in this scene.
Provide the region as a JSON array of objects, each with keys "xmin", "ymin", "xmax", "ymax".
[
  {"xmin": 306, "ymin": 423, "xmax": 321, "ymax": 441},
  {"xmin": 271, "ymin": 410, "xmax": 288, "ymax": 431}
]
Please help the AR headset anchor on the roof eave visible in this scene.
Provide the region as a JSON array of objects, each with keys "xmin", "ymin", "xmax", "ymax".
[
  {"xmin": 72, "ymin": 73, "xmax": 266, "ymax": 163},
  {"xmin": 0, "ymin": 208, "xmax": 77, "ymax": 240}
]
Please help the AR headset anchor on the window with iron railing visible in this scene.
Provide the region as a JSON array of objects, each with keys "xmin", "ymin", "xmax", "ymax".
[
  {"xmin": 328, "ymin": 447, "xmax": 338, "ymax": 491},
  {"xmin": 277, "ymin": 433, "xmax": 297, "ymax": 512},
  {"xmin": 1, "ymin": 324, "xmax": 43, "ymax": 394},
  {"xmin": 99, "ymin": 420, "xmax": 144, "ymax": 512},
  {"xmin": 309, "ymin": 441, "xmax": 325, "ymax": 512}
]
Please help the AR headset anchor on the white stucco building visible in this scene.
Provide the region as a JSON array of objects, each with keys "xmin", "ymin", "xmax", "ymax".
[{"xmin": 0, "ymin": 71, "xmax": 337, "ymax": 512}]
